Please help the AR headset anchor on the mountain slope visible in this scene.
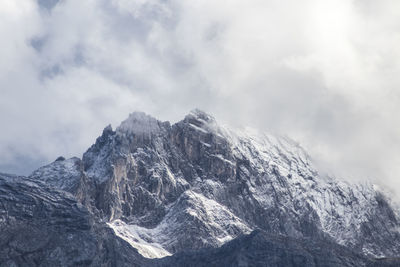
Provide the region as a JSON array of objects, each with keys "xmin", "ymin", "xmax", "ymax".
[
  {"xmin": 1, "ymin": 109, "xmax": 399, "ymax": 266},
  {"xmin": 0, "ymin": 173, "xmax": 146, "ymax": 266},
  {"xmin": 151, "ymin": 230, "xmax": 371, "ymax": 267},
  {"xmin": 78, "ymin": 109, "xmax": 400, "ymax": 258}
]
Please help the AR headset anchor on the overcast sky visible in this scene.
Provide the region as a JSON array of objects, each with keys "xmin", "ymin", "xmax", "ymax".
[{"xmin": 1, "ymin": 0, "xmax": 400, "ymax": 195}]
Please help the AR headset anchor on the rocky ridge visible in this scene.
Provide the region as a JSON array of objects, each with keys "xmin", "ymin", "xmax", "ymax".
[
  {"xmin": 1, "ymin": 109, "xmax": 400, "ymax": 266},
  {"xmin": 80, "ymin": 109, "xmax": 400, "ymax": 257}
]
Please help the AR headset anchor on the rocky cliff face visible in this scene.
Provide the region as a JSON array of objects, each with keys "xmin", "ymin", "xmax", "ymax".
[
  {"xmin": 0, "ymin": 173, "xmax": 146, "ymax": 267},
  {"xmin": 80, "ymin": 110, "xmax": 400, "ymax": 257},
  {"xmin": 1, "ymin": 109, "xmax": 400, "ymax": 266}
]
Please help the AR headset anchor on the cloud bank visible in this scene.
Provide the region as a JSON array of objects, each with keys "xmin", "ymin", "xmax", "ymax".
[{"xmin": 1, "ymin": 0, "xmax": 400, "ymax": 195}]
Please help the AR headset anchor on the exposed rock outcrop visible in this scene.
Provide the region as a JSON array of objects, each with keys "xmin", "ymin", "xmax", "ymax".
[{"xmin": 1, "ymin": 109, "xmax": 399, "ymax": 266}]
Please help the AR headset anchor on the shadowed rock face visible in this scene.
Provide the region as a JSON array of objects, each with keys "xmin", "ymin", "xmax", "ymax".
[
  {"xmin": 0, "ymin": 174, "xmax": 145, "ymax": 267},
  {"xmin": 150, "ymin": 230, "xmax": 400, "ymax": 267},
  {"xmin": 1, "ymin": 110, "xmax": 400, "ymax": 266},
  {"xmin": 151, "ymin": 230, "xmax": 371, "ymax": 267}
]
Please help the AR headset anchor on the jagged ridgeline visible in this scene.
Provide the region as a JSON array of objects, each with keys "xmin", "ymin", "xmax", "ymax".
[{"xmin": 1, "ymin": 109, "xmax": 399, "ymax": 266}]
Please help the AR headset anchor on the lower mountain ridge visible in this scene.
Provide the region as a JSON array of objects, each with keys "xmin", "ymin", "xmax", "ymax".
[{"xmin": 1, "ymin": 110, "xmax": 399, "ymax": 266}]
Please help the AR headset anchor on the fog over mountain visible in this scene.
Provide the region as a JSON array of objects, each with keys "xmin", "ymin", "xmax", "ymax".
[{"xmin": 1, "ymin": 0, "xmax": 400, "ymax": 198}]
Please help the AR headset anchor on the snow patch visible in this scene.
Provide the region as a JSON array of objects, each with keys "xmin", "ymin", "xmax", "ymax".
[
  {"xmin": 108, "ymin": 220, "xmax": 171, "ymax": 259},
  {"xmin": 189, "ymin": 123, "xmax": 208, "ymax": 134}
]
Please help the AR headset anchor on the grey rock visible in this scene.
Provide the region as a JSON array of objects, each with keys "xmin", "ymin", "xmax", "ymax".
[
  {"xmin": 29, "ymin": 157, "xmax": 93, "ymax": 205},
  {"xmin": 81, "ymin": 110, "xmax": 400, "ymax": 257},
  {"xmin": 150, "ymin": 230, "xmax": 371, "ymax": 267},
  {"xmin": 0, "ymin": 173, "xmax": 145, "ymax": 267},
  {"xmin": 2, "ymin": 109, "xmax": 400, "ymax": 266}
]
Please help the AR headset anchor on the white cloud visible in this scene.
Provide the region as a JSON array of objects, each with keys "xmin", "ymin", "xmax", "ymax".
[{"xmin": 0, "ymin": 0, "xmax": 400, "ymax": 197}]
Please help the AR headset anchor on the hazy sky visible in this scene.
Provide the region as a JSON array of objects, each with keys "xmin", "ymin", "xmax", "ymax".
[{"xmin": 1, "ymin": 0, "xmax": 400, "ymax": 195}]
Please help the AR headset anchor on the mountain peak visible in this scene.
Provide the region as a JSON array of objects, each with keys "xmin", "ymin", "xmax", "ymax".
[
  {"xmin": 102, "ymin": 124, "xmax": 113, "ymax": 134},
  {"xmin": 180, "ymin": 109, "xmax": 221, "ymax": 136},
  {"xmin": 117, "ymin": 111, "xmax": 162, "ymax": 135},
  {"xmin": 186, "ymin": 109, "xmax": 216, "ymax": 123}
]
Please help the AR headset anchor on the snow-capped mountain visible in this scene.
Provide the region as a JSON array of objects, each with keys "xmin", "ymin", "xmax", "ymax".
[
  {"xmin": 81, "ymin": 109, "xmax": 400, "ymax": 257},
  {"xmin": 1, "ymin": 109, "xmax": 399, "ymax": 266}
]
